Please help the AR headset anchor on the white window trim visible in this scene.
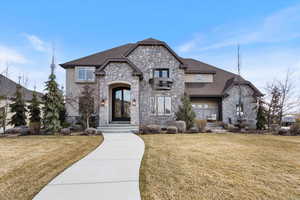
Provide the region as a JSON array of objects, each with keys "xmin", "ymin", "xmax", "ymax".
[{"xmin": 75, "ymin": 66, "xmax": 95, "ymax": 83}]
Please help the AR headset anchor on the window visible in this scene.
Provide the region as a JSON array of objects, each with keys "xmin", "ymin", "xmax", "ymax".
[
  {"xmin": 76, "ymin": 67, "xmax": 95, "ymax": 82},
  {"xmin": 150, "ymin": 96, "xmax": 171, "ymax": 115},
  {"xmin": 236, "ymin": 104, "xmax": 244, "ymax": 116},
  {"xmin": 185, "ymin": 74, "xmax": 214, "ymax": 83},
  {"xmin": 154, "ymin": 69, "xmax": 169, "ymax": 78}
]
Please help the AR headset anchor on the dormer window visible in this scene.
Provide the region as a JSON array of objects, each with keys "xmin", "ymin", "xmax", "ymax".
[
  {"xmin": 154, "ymin": 69, "xmax": 169, "ymax": 78},
  {"xmin": 76, "ymin": 67, "xmax": 95, "ymax": 82}
]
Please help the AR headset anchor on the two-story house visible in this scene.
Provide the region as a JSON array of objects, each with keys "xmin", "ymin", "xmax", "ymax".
[{"xmin": 60, "ymin": 38, "xmax": 262, "ymax": 129}]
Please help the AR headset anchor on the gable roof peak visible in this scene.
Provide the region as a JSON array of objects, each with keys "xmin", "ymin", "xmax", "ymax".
[{"xmin": 139, "ymin": 38, "xmax": 163, "ymax": 43}]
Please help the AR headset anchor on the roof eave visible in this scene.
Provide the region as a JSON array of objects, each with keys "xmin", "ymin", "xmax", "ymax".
[{"xmin": 95, "ymin": 57, "xmax": 143, "ymax": 79}]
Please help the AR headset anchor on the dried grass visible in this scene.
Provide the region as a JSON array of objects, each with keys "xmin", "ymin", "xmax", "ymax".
[
  {"xmin": 0, "ymin": 135, "xmax": 102, "ymax": 200},
  {"xmin": 140, "ymin": 133, "xmax": 300, "ymax": 200}
]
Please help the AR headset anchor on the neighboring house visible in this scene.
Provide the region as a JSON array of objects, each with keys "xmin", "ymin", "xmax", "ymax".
[
  {"xmin": 60, "ymin": 38, "xmax": 262, "ymax": 128},
  {"xmin": 0, "ymin": 74, "xmax": 43, "ymax": 131}
]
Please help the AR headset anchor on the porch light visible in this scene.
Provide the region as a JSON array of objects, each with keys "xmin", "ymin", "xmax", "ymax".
[
  {"xmin": 132, "ymin": 99, "xmax": 136, "ymax": 106},
  {"xmin": 101, "ymin": 99, "xmax": 105, "ymax": 106}
]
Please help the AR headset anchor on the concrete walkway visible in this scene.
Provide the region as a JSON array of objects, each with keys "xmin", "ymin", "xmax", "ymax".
[{"xmin": 33, "ymin": 132, "xmax": 145, "ymax": 200}]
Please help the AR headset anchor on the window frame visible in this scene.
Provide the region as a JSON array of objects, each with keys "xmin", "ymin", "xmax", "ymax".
[
  {"xmin": 75, "ymin": 66, "xmax": 95, "ymax": 82},
  {"xmin": 236, "ymin": 103, "xmax": 244, "ymax": 116},
  {"xmin": 153, "ymin": 68, "xmax": 170, "ymax": 78},
  {"xmin": 150, "ymin": 96, "xmax": 172, "ymax": 116}
]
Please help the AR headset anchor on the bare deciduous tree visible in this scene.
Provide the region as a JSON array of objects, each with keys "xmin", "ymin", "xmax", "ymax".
[
  {"xmin": 66, "ymin": 85, "xmax": 98, "ymax": 129},
  {"xmin": 264, "ymin": 69, "xmax": 298, "ymax": 127},
  {"xmin": 277, "ymin": 69, "xmax": 298, "ymax": 124}
]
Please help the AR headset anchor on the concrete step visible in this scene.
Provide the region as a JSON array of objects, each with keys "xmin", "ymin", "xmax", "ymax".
[
  {"xmin": 207, "ymin": 123, "xmax": 223, "ymax": 128},
  {"xmin": 99, "ymin": 124, "xmax": 138, "ymax": 127},
  {"xmin": 97, "ymin": 124, "xmax": 139, "ymax": 133}
]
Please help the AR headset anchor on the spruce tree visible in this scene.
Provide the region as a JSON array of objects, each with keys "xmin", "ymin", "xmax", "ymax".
[
  {"xmin": 256, "ymin": 99, "xmax": 267, "ymax": 130},
  {"xmin": 267, "ymin": 86, "xmax": 281, "ymax": 127},
  {"xmin": 58, "ymin": 88, "xmax": 67, "ymax": 127},
  {"xmin": 43, "ymin": 73, "xmax": 62, "ymax": 133},
  {"xmin": 28, "ymin": 91, "xmax": 41, "ymax": 123},
  {"xmin": 175, "ymin": 95, "xmax": 196, "ymax": 130},
  {"xmin": 9, "ymin": 84, "xmax": 27, "ymax": 127}
]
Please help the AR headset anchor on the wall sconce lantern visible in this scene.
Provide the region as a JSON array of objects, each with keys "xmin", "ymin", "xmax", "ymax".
[
  {"xmin": 132, "ymin": 99, "xmax": 136, "ymax": 106},
  {"xmin": 100, "ymin": 99, "xmax": 105, "ymax": 106}
]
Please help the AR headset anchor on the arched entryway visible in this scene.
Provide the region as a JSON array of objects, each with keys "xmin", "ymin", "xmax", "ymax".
[{"xmin": 112, "ymin": 86, "xmax": 131, "ymax": 121}]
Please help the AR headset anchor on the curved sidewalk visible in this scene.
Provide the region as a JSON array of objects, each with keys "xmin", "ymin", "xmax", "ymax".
[{"xmin": 34, "ymin": 133, "xmax": 145, "ymax": 200}]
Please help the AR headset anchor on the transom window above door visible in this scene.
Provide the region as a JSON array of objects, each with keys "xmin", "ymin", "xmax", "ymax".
[
  {"xmin": 153, "ymin": 69, "xmax": 169, "ymax": 78},
  {"xmin": 75, "ymin": 67, "xmax": 95, "ymax": 82}
]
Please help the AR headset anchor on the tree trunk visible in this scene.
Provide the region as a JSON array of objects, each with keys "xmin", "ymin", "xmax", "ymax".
[{"xmin": 86, "ymin": 117, "xmax": 89, "ymax": 129}]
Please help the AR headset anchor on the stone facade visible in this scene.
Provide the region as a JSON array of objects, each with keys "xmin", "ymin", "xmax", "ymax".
[
  {"xmin": 63, "ymin": 40, "xmax": 260, "ymax": 129},
  {"xmin": 222, "ymin": 85, "xmax": 258, "ymax": 128},
  {"xmin": 127, "ymin": 46, "xmax": 185, "ymax": 126},
  {"xmin": 98, "ymin": 62, "xmax": 140, "ymax": 125}
]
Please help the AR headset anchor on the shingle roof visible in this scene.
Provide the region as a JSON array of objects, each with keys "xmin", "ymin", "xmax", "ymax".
[
  {"xmin": 184, "ymin": 59, "xmax": 263, "ymax": 97},
  {"xmin": 0, "ymin": 74, "xmax": 43, "ymax": 101},
  {"xmin": 95, "ymin": 57, "xmax": 143, "ymax": 78},
  {"xmin": 61, "ymin": 43, "xmax": 135, "ymax": 67},
  {"xmin": 60, "ymin": 38, "xmax": 262, "ymax": 97}
]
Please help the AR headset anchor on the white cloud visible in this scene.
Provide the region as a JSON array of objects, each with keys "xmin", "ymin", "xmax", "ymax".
[
  {"xmin": 0, "ymin": 46, "xmax": 27, "ymax": 67},
  {"xmin": 0, "ymin": 39, "xmax": 64, "ymax": 93},
  {"xmin": 24, "ymin": 34, "xmax": 50, "ymax": 52},
  {"xmin": 177, "ymin": 34, "xmax": 203, "ymax": 53},
  {"xmin": 177, "ymin": 3, "xmax": 300, "ymax": 52},
  {"xmin": 192, "ymin": 46, "xmax": 300, "ymax": 94}
]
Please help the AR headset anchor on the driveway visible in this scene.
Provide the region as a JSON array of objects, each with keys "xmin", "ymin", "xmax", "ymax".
[{"xmin": 33, "ymin": 132, "xmax": 145, "ymax": 200}]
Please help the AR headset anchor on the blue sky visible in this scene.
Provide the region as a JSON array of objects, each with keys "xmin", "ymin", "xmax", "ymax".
[{"xmin": 0, "ymin": 0, "xmax": 300, "ymax": 93}]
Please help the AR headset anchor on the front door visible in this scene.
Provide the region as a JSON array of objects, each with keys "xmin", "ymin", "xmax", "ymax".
[{"xmin": 112, "ymin": 87, "xmax": 131, "ymax": 121}]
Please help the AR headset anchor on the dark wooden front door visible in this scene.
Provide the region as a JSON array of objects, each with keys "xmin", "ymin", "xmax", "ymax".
[{"xmin": 112, "ymin": 87, "xmax": 131, "ymax": 121}]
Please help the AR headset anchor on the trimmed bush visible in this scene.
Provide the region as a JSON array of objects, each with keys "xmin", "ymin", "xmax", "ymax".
[
  {"xmin": 227, "ymin": 124, "xmax": 239, "ymax": 132},
  {"xmin": 290, "ymin": 123, "xmax": 300, "ymax": 136},
  {"xmin": 19, "ymin": 127, "xmax": 31, "ymax": 135},
  {"xmin": 167, "ymin": 120, "xmax": 186, "ymax": 133},
  {"xmin": 174, "ymin": 121, "xmax": 186, "ymax": 133},
  {"xmin": 60, "ymin": 128, "xmax": 71, "ymax": 135},
  {"xmin": 145, "ymin": 124, "xmax": 161, "ymax": 134},
  {"xmin": 167, "ymin": 126, "xmax": 178, "ymax": 134},
  {"xmin": 29, "ymin": 122, "xmax": 41, "ymax": 134},
  {"xmin": 70, "ymin": 124, "xmax": 83, "ymax": 132},
  {"xmin": 195, "ymin": 119, "xmax": 207, "ymax": 132},
  {"xmin": 84, "ymin": 128, "xmax": 97, "ymax": 135},
  {"xmin": 278, "ymin": 127, "xmax": 289, "ymax": 135},
  {"xmin": 5, "ymin": 128, "xmax": 21, "ymax": 134},
  {"xmin": 139, "ymin": 125, "xmax": 147, "ymax": 134},
  {"xmin": 270, "ymin": 124, "xmax": 280, "ymax": 132},
  {"xmin": 188, "ymin": 127, "xmax": 199, "ymax": 133}
]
